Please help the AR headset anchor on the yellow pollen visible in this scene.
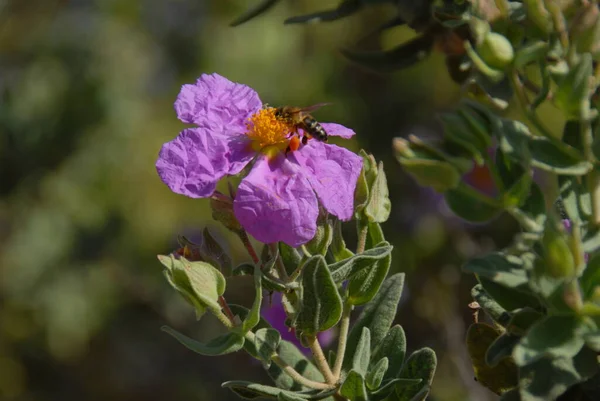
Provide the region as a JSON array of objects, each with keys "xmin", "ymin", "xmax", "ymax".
[{"xmin": 246, "ymin": 107, "xmax": 293, "ymax": 151}]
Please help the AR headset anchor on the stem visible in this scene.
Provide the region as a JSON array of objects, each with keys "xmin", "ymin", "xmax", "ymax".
[
  {"xmin": 570, "ymin": 220, "xmax": 586, "ymax": 273},
  {"xmin": 238, "ymin": 230, "xmax": 260, "ymax": 264},
  {"xmin": 219, "ymin": 296, "xmax": 236, "ymax": 323},
  {"xmin": 543, "ymin": 0, "xmax": 569, "ymax": 57},
  {"xmin": 244, "ymin": 331, "xmax": 335, "ymax": 391},
  {"xmin": 305, "ymin": 335, "xmax": 337, "ymax": 384},
  {"xmin": 356, "ymin": 220, "xmax": 369, "ymax": 254},
  {"xmin": 211, "ymin": 306, "xmax": 234, "ymax": 329},
  {"xmin": 581, "ymin": 98, "xmax": 600, "ymax": 226},
  {"xmin": 332, "ymin": 302, "xmax": 353, "ymax": 380}
]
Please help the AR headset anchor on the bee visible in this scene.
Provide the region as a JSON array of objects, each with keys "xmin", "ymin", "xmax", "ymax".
[{"xmin": 273, "ymin": 103, "xmax": 330, "ymax": 153}]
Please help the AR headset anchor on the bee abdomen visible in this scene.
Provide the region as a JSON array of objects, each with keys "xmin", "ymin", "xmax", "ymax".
[{"xmin": 302, "ymin": 116, "xmax": 328, "ymax": 141}]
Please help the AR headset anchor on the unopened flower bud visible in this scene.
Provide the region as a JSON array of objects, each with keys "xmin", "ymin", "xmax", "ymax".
[
  {"xmin": 477, "ymin": 32, "xmax": 514, "ymax": 70},
  {"xmin": 540, "ymin": 225, "xmax": 575, "ymax": 278}
]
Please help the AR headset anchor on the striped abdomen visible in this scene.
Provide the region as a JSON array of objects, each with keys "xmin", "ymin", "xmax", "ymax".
[{"xmin": 302, "ymin": 115, "xmax": 328, "ymax": 142}]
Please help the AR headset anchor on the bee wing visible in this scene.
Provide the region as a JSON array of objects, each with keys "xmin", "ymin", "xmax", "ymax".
[{"xmin": 297, "ymin": 102, "xmax": 332, "ymax": 113}]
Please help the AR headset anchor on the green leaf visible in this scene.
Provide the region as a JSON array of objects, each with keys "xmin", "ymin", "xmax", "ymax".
[
  {"xmin": 554, "ymin": 54, "xmax": 593, "ymax": 119},
  {"xmin": 278, "ymin": 393, "xmax": 306, "ymax": 401},
  {"xmin": 279, "ymin": 242, "xmax": 303, "ymax": 277},
  {"xmin": 345, "ymin": 274, "xmax": 405, "ymax": 370},
  {"xmin": 371, "ymin": 325, "xmax": 406, "ymax": 382},
  {"xmin": 348, "ymin": 231, "xmax": 392, "ymax": 305},
  {"xmin": 445, "ymin": 187, "xmax": 502, "ymax": 223},
  {"xmin": 365, "ymin": 162, "xmax": 391, "ymax": 223},
  {"xmin": 394, "ymin": 348, "xmax": 437, "ymax": 401},
  {"xmin": 506, "ymin": 308, "xmax": 544, "ymax": 336},
  {"xmin": 237, "ymin": 263, "xmax": 263, "ymax": 335},
  {"xmin": 222, "ymin": 381, "xmax": 336, "ymax": 400},
  {"xmin": 478, "ymin": 278, "xmax": 541, "ymax": 316},
  {"xmin": 267, "ymin": 340, "xmax": 325, "ymax": 391},
  {"xmin": 331, "ymin": 219, "xmax": 354, "ymax": 262},
  {"xmin": 340, "ymin": 370, "xmax": 368, "ymax": 401},
  {"xmin": 296, "ymin": 256, "xmax": 343, "ymax": 336},
  {"xmin": 366, "ymin": 357, "xmax": 389, "ymax": 391},
  {"xmin": 518, "ymin": 347, "xmax": 599, "ymax": 401},
  {"xmin": 486, "ymin": 332, "xmax": 521, "ymax": 367},
  {"xmin": 284, "ymin": 0, "xmax": 362, "ymax": 24},
  {"xmin": 306, "ymin": 219, "xmax": 333, "ymax": 257},
  {"xmin": 254, "ymin": 328, "xmax": 281, "ymax": 367},
  {"xmin": 161, "ymin": 326, "xmax": 244, "ymax": 356},
  {"xmin": 329, "ymin": 242, "xmax": 392, "ymax": 283},
  {"xmin": 496, "ymin": 118, "xmax": 531, "ymax": 164},
  {"xmin": 529, "ymin": 137, "xmax": 591, "ymax": 175},
  {"xmin": 464, "ymin": 253, "xmax": 529, "ymax": 288},
  {"xmin": 158, "ymin": 255, "xmax": 226, "ymax": 318},
  {"xmin": 581, "ymin": 254, "xmax": 600, "ymax": 300},
  {"xmin": 353, "ymin": 327, "xmax": 372, "ymax": 376},
  {"xmin": 398, "ymin": 158, "xmax": 462, "ymax": 193},
  {"xmin": 471, "ymin": 283, "xmax": 511, "ymax": 326},
  {"xmin": 439, "ymin": 112, "xmax": 487, "ymax": 163},
  {"xmin": 341, "ymin": 34, "xmax": 434, "ymax": 73},
  {"xmin": 466, "ymin": 323, "xmax": 518, "ymax": 395},
  {"xmin": 513, "ymin": 316, "xmax": 586, "ymax": 366},
  {"xmin": 514, "ymin": 41, "xmax": 549, "ymax": 68},
  {"xmin": 200, "ymin": 228, "xmax": 233, "ymax": 276},
  {"xmin": 230, "ymin": 0, "xmax": 281, "ymax": 27}
]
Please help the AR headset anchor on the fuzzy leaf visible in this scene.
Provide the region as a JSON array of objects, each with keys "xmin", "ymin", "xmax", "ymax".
[
  {"xmin": 486, "ymin": 333, "xmax": 521, "ymax": 367},
  {"xmin": 394, "ymin": 348, "xmax": 437, "ymax": 401},
  {"xmin": 464, "ymin": 253, "xmax": 529, "ymax": 288},
  {"xmin": 365, "ymin": 161, "xmax": 391, "ymax": 223},
  {"xmin": 237, "ymin": 264, "xmax": 263, "ymax": 335},
  {"xmin": 331, "ymin": 219, "xmax": 354, "ymax": 262},
  {"xmin": 371, "ymin": 325, "xmax": 406, "ymax": 382},
  {"xmin": 296, "ymin": 256, "xmax": 343, "ymax": 336},
  {"xmin": 445, "ymin": 187, "xmax": 502, "ymax": 223},
  {"xmin": 162, "ymin": 326, "xmax": 244, "ymax": 356},
  {"xmin": 478, "ymin": 277, "xmax": 541, "ymax": 314},
  {"xmin": 284, "ymin": 0, "xmax": 362, "ymax": 24},
  {"xmin": 306, "ymin": 220, "xmax": 333, "ymax": 257},
  {"xmin": 466, "ymin": 323, "xmax": 518, "ymax": 395},
  {"xmin": 341, "ymin": 34, "xmax": 434, "ymax": 73},
  {"xmin": 353, "ymin": 327, "xmax": 372, "ymax": 376},
  {"xmin": 366, "ymin": 357, "xmax": 388, "ymax": 390},
  {"xmin": 222, "ymin": 381, "xmax": 336, "ymax": 400},
  {"xmin": 279, "ymin": 242, "xmax": 303, "ymax": 276},
  {"xmin": 340, "ymin": 370, "xmax": 368, "ymax": 401},
  {"xmin": 471, "ymin": 283, "xmax": 511, "ymax": 326},
  {"xmin": 581, "ymin": 254, "xmax": 600, "ymax": 300},
  {"xmin": 513, "ymin": 316, "xmax": 586, "ymax": 366},
  {"xmin": 230, "ymin": 0, "xmax": 281, "ymax": 27},
  {"xmin": 329, "ymin": 242, "xmax": 393, "ymax": 283},
  {"xmin": 344, "ymin": 274, "xmax": 405, "ymax": 370},
  {"xmin": 554, "ymin": 54, "xmax": 593, "ymax": 119},
  {"xmin": 254, "ymin": 328, "xmax": 281, "ymax": 367},
  {"xmin": 518, "ymin": 347, "xmax": 599, "ymax": 401},
  {"xmin": 159, "ymin": 255, "xmax": 226, "ymax": 318}
]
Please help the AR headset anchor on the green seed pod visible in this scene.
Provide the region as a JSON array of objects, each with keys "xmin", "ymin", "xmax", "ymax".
[
  {"xmin": 540, "ymin": 224, "xmax": 575, "ymax": 278},
  {"xmin": 477, "ymin": 32, "xmax": 514, "ymax": 70}
]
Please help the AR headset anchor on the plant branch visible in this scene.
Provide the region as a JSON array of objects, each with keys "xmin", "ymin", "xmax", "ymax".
[
  {"xmin": 238, "ymin": 230, "xmax": 260, "ymax": 264},
  {"xmin": 581, "ymin": 97, "xmax": 600, "ymax": 225},
  {"xmin": 356, "ymin": 219, "xmax": 369, "ymax": 254},
  {"xmin": 332, "ymin": 302, "xmax": 353, "ymax": 380},
  {"xmin": 305, "ymin": 335, "xmax": 337, "ymax": 384}
]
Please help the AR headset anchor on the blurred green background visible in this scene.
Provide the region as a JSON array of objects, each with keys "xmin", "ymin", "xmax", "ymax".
[{"xmin": 0, "ymin": 1, "xmax": 519, "ymax": 400}]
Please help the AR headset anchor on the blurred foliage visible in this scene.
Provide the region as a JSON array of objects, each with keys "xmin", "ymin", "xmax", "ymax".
[{"xmin": 0, "ymin": 1, "xmax": 523, "ymax": 401}]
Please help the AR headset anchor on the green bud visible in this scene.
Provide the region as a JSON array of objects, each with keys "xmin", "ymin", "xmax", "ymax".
[
  {"xmin": 540, "ymin": 224, "xmax": 575, "ymax": 278},
  {"xmin": 522, "ymin": 0, "xmax": 553, "ymax": 36},
  {"xmin": 477, "ymin": 32, "xmax": 514, "ymax": 70}
]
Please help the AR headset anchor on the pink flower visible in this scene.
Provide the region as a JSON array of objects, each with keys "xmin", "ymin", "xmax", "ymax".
[{"xmin": 156, "ymin": 73, "xmax": 363, "ymax": 247}]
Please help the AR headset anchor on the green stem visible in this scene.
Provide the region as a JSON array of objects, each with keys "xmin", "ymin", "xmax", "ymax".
[
  {"xmin": 332, "ymin": 302, "xmax": 353, "ymax": 380},
  {"xmin": 211, "ymin": 306, "xmax": 235, "ymax": 329},
  {"xmin": 269, "ymin": 243, "xmax": 290, "ymax": 281},
  {"xmin": 305, "ymin": 335, "xmax": 337, "ymax": 384},
  {"xmin": 243, "ymin": 331, "xmax": 334, "ymax": 391},
  {"xmin": 570, "ymin": 219, "xmax": 586, "ymax": 273},
  {"xmin": 356, "ymin": 220, "xmax": 369, "ymax": 254},
  {"xmin": 509, "ymin": 70, "xmax": 555, "ymax": 139},
  {"xmin": 581, "ymin": 98, "xmax": 600, "ymax": 226}
]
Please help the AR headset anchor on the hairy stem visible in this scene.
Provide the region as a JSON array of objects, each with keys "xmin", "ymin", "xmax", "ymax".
[
  {"xmin": 356, "ymin": 220, "xmax": 369, "ymax": 254},
  {"xmin": 238, "ymin": 230, "xmax": 260, "ymax": 264},
  {"xmin": 211, "ymin": 306, "xmax": 234, "ymax": 329},
  {"xmin": 306, "ymin": 335, "xmax": 337, "ymax": 384},
  {"xmin": 581, "ymin": 98, "xmax": 600, "ymax": 225},
  {"xmin": 244, "ymin": 331, "xmax": 335, "ymax": 391},
  {"xmin": 333, "ymin": 302, "xmax": 353, "ymax": 380},
  {"xmin": 269, "ymin": 242, "xmax": 290, "ymax": 281}
]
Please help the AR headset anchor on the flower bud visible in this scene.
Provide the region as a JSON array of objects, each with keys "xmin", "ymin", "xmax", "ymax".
[
  {"xmin": 477, "ymin": 32, "xmax": 514, "ymax": 70},
  {"xmin": 540, "ymin": 225, "xmax": 575, "ymax": 278}
]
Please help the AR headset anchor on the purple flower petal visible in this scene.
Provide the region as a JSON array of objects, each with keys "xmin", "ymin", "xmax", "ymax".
[
  {"xmin": 320, "ymin": 122, "xmax": 356, "ymax": 139},
  {"xmin": 226, "ymin": 136, "xmax": 256, "ymax": 175},
  {"xmin": 156, "ymin": 128, "xmax": 230, "ymax": 198},
  {"xmin": 292, "ymin": 142, "xmax": 363, "ymax": 221},
  {"xmin": 174, "ymin": 73, "xmax": 262, "ymax": 133},
  {"xmin": 233, "ymin": 154, "xmax": 318, "ymax": 247}
]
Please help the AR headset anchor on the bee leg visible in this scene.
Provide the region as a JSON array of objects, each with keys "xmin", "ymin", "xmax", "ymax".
[{"xmin": 302, "ymin": 135, "xmax": 309, "ymax": 145}]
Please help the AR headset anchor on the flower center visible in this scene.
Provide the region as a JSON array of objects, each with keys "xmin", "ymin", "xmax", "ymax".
[{"xmin": 246, "ymin": 107, "xmax": 294, "ymax": 151}]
